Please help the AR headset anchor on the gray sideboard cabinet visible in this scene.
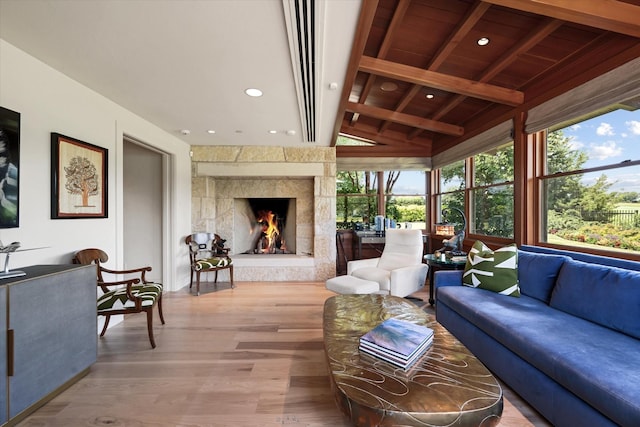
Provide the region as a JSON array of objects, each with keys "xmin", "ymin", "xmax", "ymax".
[{"xmin": 0, "ymin": 264, "xmax": 97, "ymax": 426}]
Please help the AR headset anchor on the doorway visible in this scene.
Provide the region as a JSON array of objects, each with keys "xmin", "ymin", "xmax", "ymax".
[{"xmin": 123, "ymin": 138, "xmax": 164, "ymax": 282}]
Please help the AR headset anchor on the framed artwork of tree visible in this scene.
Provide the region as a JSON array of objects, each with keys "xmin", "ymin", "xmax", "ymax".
[{"xmin": 51, "ymin": 133, "xmax": 108, "ymax": 219}]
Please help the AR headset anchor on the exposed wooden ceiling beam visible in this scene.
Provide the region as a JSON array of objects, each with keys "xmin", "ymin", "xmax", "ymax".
[
  {"xmin": 427, "ymin": 1, "xmax": 492, "ymax": 71},
  {"xmin": 482, "ymin": 0, "xmax": 640, "ymax": 38},
  {"xmin": 379, "ymin": 1, "xmax": 491, "ymax": 134},
  {"xmin": 346, "ymin": 102, "xmax": 464, "ymax": 136},
  {"xmin": 352, "ymin": 0, "xmax": 411, "ymax": 126},
  {"xmin": 359, "ymin": 56, "xmax": 525, "ymax": 106},
  {"xmin": 339, "ymin": 126, "xmax": 431, "ymax": 149},
  {"xmin": 337, "ymin": 144, "xmax": 430, "ymax": 158},
  {"xmin": 425, "ymin": 18, "xmax": 563, "ymax": 123},
  {"xmin": 330, "ymin": 0, "xmax": 379, "ymax": 146}
]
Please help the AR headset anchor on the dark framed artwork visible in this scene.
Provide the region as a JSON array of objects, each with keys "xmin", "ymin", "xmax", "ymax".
[
  {"xmin": 51, "ymin": 133, "xmax": 108, "ymax": 219},
  {"xmin": 0, "ymin": 107, "xmax": 20, "ymax": 228}
]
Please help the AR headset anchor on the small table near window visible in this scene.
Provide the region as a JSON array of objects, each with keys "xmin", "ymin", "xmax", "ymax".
[{"xmin": 424, "ymin": 254, "xmax": 467, "ymax": 306}]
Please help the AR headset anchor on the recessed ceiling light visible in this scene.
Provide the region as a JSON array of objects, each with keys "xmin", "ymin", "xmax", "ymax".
[
  {"xmin": 268, "ymin": 130, "xmax": 277, "ymax": 134},
  {"xmin": 245, "ymin": 88, "xmax": 263, "ymax": 97},
  {"xmin": 477, "ymin": 37, "xmax": 490, "ymax": 46},
  {"xmin": 286, "ymin": 130, "xmax": 296, "ymax": 136},
  {"xmin": 207, "ymin": 130, "xmax": 216, "ymax": 134},
  {"xmin": 180, "ymin": 129, "xmax": 190, "ymax": 135},
  {"xmin": 380, "ymin": 81, "xmax": 398, "ymax": 92},
  {"xmin": 426, "ymin": 93, "xmax": 434, "ymax": 99}
]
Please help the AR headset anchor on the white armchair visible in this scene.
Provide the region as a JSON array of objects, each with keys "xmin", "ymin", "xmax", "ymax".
[{"xmin": 347, "ymin": 229, "xmax": 428, "ymax": 297}]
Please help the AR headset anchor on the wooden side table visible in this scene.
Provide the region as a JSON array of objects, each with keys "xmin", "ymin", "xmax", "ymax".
[{"xmin": 424, "ymin": 254, "xmax": 466, "ymax": 305}]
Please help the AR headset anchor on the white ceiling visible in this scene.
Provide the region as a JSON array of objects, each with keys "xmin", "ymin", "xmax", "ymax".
[{"xmin": 0, "ymin": 0, "xmax": 361, "ymax": 147}]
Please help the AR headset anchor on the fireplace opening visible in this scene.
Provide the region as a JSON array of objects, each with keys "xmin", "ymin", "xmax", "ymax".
[{"xmin": 236, "ymin": 198, "xmax": 296, "ymax": 254}]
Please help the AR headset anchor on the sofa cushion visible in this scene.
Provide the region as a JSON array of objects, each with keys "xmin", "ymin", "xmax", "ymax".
[
  {"xmin": 517, "ymin": 250, "xmax": 569, "ymax": 303},
  {"xmin": 462, "ymin": 241, "xmax": 520, "ymax": 297},
  {"xmin": 550, "ymin": 258, "xmax": 640, "ymax": 339},
  {"xmin": 438, "ymin": 286, "xmax": 640, "ymax": 426}
]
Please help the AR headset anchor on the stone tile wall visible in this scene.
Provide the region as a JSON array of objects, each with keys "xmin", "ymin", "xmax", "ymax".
[{"xmin": 191, "ymin": 146, "xmax": 336, "ymax": 281}]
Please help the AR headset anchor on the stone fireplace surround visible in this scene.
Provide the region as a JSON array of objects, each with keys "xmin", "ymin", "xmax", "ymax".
[{"xmin": 191, "ymin": 146, "xmax": 336, "ymax": 281}]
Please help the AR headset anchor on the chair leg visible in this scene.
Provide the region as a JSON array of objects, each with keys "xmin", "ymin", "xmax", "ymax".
[
  {"xmin": 189, "ymin": 268, "xmax": 194, "ymax": 289},
  {"xmin": 230, "ymin": 265, "xmax": 235, "ymax": 288},
  {"xmin": 214, "ymin": 270, "xmax": 219, "ymax": 285},
  {"xmin": 99, "ymin": 314, "xmax": 111, "ymax": 337},
  {"xmin": 157, "ymin": 295, "xmax": 165, "ymax": 325},
  {"xmin": 146, "ymin": 309, "xmax": 156, "ymax": 349},
  {"xmin": 196, "ymin": 271, "xmax": 201, "ymax": 296}
]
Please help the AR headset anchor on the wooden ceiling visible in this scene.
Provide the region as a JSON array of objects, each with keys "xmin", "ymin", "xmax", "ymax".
[{"xmin": 334, "ymin": 0, "xmax": 640, "ymax": 161}]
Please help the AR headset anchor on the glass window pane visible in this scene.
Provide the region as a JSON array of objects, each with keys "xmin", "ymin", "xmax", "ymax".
[
  {"xmin": 386, "ymin": 195, "xmax": 426, "ymax": 230},
  {"xmin": 547, "ymin": 108, "xmax": 640, "ymax": 174},
  {"xmin": 472, "ymin": 185, "xmax": 514, "ymax": 238},
  {"xmin": 384, "ymin": 170, "xmax": 426, "ymax": 195},
  {"xmin": 336, "ymin": 194, "xmax": 377, "ymax": 229},
  {"xmin": 440, "ymin": 160, "xmax": 465, "ymax": 191},
  {"xmin": 541, "ymin": 165, "xmax": 640, "ymax": 254},
  {"xmin": 474, "ymin": 142, "xmax": 514, "ymax": 186},
  {"xmin": 440, "ymin": 192, "xmax": 464, "ymax": 218}
]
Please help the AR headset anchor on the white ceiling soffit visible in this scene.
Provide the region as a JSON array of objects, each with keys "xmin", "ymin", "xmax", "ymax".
[{"xmin": 0, "ymin": 0, "xmax": 361, "ymax": 147}]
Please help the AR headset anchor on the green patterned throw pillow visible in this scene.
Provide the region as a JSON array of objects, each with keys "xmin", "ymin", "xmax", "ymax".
[{"xmin": 462, "ymin": 241, "xmax": 520, "ymax": 297}]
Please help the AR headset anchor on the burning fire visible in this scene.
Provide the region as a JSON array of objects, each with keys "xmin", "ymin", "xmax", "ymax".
[{"xmin": 255, "ymin": 210, "xmax": 286, "ymax": 253}]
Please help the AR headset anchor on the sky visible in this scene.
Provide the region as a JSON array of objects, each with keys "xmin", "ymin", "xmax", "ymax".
[{"xmin": 565, "ymin": 108, "xmax": 640, "ymax": 194}]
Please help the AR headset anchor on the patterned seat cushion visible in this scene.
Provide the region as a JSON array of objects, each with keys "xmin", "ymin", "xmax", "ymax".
[
  {"xmin": 97, "ymin": 282, "xmax": 163, "ymax": 312},
  {"xmin": 194, "ymin": 257, "xmax": 232, "ymax": 271}
]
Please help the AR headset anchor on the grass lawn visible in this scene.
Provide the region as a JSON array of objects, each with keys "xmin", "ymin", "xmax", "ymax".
[
  {"xmin": 615, "ymin": 202, "xmax": 640, "ymax": 212},
  {"xmin": 547, "ymin": 233, "xmax": 636, "ymax": 255}
]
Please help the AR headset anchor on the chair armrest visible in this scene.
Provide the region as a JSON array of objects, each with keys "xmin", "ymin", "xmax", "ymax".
[
  {"xmin": 347, "ymin": 257, "xmax": 379, "ymax": 275},
  {"xmin": 434, "ymin": 270, "xmax": 464, "ymax": 289},
  {"xmin": 100, "ymin": 266, "xmax": 153, "ymax": 283},
  {"xmin": 389, "ymin": 264, "xmax": 428, "ymax": 297},
  {"xmin": 98, "ymin": 277, "xmax": 140, "ymax": 295}
]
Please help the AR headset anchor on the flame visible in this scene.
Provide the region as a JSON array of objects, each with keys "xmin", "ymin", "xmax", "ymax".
[{"xmin": 256, "ymin": 210, "xmax": 280, "ymax": 253}]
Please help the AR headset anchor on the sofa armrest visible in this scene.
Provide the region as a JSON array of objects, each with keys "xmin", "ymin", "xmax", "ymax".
[
  {"xmin": 347, "ymin": 257, "xmax": 379, "ymax": 275},
  {"xmin": 434, "ymin": 270, "xmax": 464, "ymax": 289}
]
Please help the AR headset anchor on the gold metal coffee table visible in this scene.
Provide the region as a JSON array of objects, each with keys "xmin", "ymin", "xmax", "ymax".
[{"xmin": 323, "ymin": 294, "xmax": 503, "ymax": 427}]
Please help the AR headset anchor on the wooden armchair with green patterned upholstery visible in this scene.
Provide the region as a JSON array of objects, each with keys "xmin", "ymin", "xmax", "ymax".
[
  {"xmin": 186, "ymin": 233, "xmax": 234, "ymax": 296},
  {"xmin": 73, "ymin": 248, "xmax": 165, "ymax": 348}
]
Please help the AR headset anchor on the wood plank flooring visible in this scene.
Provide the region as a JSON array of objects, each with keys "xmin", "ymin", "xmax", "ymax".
[{"xmin": 19, "ymin": 281, "xmax": 551, "ymax": 426}]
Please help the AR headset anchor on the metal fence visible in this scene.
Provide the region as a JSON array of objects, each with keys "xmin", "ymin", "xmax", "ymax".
[{"xmin": 580, "ymin": 209, "xmax": 640, "ymax": 227}]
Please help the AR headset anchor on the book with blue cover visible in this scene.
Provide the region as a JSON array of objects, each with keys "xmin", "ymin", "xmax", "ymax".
[{"xmin": 359, "ymin": 317, "xmax": 434, "ymax": 369}]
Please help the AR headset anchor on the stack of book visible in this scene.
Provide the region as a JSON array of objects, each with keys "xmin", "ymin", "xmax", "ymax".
[{"xmin": 359, "ymin": 317, "xmax": 434, "ymax": 370}]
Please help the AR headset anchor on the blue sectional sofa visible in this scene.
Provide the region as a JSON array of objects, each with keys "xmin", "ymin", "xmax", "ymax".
[{"xmin": 435, "ymin": 245, "xmax": 640, "ymax": 427}]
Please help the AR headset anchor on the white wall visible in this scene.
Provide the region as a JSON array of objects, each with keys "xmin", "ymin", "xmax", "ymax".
[{"xmin": 0, "ymin": 39, "xmax": 192, "ymax": 291}]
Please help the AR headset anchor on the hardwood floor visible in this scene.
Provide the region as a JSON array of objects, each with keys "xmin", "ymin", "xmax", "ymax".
[{"xmin": 19, "ymin": 281, "xmax": 551, "ymax": 426}]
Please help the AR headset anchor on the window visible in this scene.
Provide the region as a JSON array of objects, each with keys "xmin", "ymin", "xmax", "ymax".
[
  {"xmin": 540, "ymin": 107, "xmax": 640, "ymax": 254},
  {"xmin": 336, "ymin": 170, "xmax": 427, "ymax": 229},
  {"xmin": 437, "ymin": 160, "xmax": 465, "ymax": 218},
  {"xmin": 384, "ymin": 171, "xmax": 427, "ymax": 229},
  {"xmin": 471, "ymin": 143, "xmax": 514, "ymax": 238},
  {"xmin": 336, "ymin": 171, "xmax": 377, "ymax": 229},
  {"xmin": 434, "ymin": 144, "xmax": 515, "ymax": 239}
]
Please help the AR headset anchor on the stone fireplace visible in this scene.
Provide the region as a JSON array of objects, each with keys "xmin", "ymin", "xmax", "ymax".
[{"xmin": 191, "ymin": 146, "xmax": 336, "ymax": 281}]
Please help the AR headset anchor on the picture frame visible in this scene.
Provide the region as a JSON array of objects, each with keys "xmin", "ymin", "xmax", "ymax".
[
  {"xmin": 0, "ymin": 106, "xmax": 20, "ymax": 228},
  {"xmin": 51, "ymin": 133, "xmax": 108, "ymax": 219}
]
